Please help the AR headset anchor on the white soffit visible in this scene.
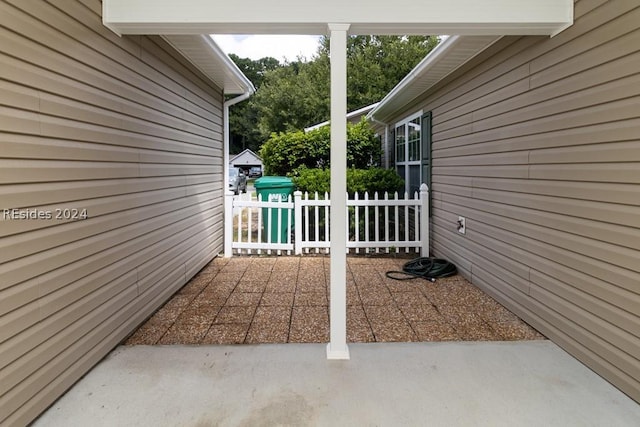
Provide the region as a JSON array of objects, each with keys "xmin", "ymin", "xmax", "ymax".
[
  {"xmin": 162, "ymin": 35, "xmax": 254, "ymax": 94},
  {"xmin": 106, "ymin": 0, "xmax": 572, "ymax": 97},
  {"xmin": 103, "ymin": 0, "xmax": 573, "ymax": 36},
  {"xmin": 369, "ymin": 35, "xmax": 501, "ymax": 123}
]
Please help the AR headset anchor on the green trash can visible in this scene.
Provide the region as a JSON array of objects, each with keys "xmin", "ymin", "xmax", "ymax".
[{"xmin": 254, "ymin": 176, "xmax": 295, "ymax": 243}]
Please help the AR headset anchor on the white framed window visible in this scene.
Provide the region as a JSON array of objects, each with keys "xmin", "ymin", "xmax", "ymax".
[{"xmin": 394, "ymin": 111, "xmax": 423, "ymax": 195}]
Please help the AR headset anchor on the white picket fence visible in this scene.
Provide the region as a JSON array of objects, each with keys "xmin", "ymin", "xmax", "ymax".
[{"xmin": 224, "ymin": 183, "xmax": 429, "ymax": 256}]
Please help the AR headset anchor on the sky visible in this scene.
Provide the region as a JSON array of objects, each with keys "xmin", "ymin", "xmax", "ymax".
[{"xmin": 211, "ymin": 35, "xmax": 321, "ymax": 62}]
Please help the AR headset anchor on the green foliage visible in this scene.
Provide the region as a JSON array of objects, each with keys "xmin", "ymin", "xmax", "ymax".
[
  {"xmin": 293, "ymin": 167, "xmax": 404, "ymax": 196},
  {"xmin": 253, "ymin": 58, "xmax": 330, "ymax": 137},
  {"xmin": 227, "ymin": 36, "xmax": 439, "ymax": 157},
  {"xmin": 259, "ymin": 119, "xmax": 380, "ymax": 176},
  {"xmin": 259, "ymin": 127, "xmax": 330, "ymax": 176},
  {"xmin": 252, "ymin": 35, "xmax": 439, "ymax": 139},
  {"xmin": 227, "ymin": 55, "xmax": 281, "ymax": 154},
  {"xmin": 346, "ymin": 119, "xmax": 381, "ymax": 168},
  {"xmin": 346, "ymin": 168, "xmax": 405, "ymax": 196},
  {"xmin": 229, "ymin": 54, "xmax": 281, "ymax": 88},
  {"xmin": 318, "ymin": 35, "xmax": 440, "ymax": 111},
  {"xmin": 291, "ymin": 167, "xmax": 331, "ymax": 194}
]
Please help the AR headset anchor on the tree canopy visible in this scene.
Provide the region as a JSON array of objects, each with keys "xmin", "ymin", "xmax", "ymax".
[
  {"xmin": 227, "ymin": 54, "xmax": 281, "ymax": 154},
  {"xmin": 227, "ymin": 35, "xmax": 439, "ymax": 154}
]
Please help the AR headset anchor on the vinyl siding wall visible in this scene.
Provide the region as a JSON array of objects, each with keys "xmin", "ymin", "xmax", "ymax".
[
  {"xmin": 0, "ymin": 1, "xmax": 225, "ymax": 425},
  {"xmin": 387, "ymin": 0, "xmax": 640, "ymax": 401}
]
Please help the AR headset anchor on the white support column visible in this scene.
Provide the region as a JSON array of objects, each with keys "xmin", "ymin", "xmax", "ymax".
[{"xmin": 327, "ymin": 23, "xmax": 350, "ymax": 360}]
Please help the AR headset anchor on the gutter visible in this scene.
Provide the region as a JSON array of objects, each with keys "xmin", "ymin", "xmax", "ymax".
[
  {"xmin": 222, "ymin": 88, "xmax": 254, "ymax": 259},
  {"xmin": 223, "ymin": 90, "xmax": 254, "ymax": 192},
  {"xmin": 184, "ymin": 35, "xmax": 257, "ymax": 193},
  {"xmin": 180, "ymin": 35, "xmax": 256, "ymax": 193},
  {"xmin": 203, "ymin": 35, "xmax": 255, "ymax": 94},
  {"xmin": 305, "ymin": 102, "xmax": 380, "ymax": 132},
  {"xmin": 195, "ymin": 35, "xmax": 255, "ymax": 258}
]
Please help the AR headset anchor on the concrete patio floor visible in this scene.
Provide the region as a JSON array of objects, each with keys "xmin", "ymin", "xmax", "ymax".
[
  {"xmin": 34, "ymin": 342, "xmax": 640, "ymax": 426},
  {"xmin": 125, "ymin": 256, "xmax": 545, "ymax": 345}
]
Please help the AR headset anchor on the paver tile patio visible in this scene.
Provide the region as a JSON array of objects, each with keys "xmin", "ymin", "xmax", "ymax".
[
  {"xmin": 201, "ymin": 323, "xmax": 248, "ymax": 344},
  {"xmin": 124, "ymin": 255, "xmax": 546, "ymax": 345},
  {"xmin": 259, "ymin": 292, "xmax": 295, "ymax": 306}
]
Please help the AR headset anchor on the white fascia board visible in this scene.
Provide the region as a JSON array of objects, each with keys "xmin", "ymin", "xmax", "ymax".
[
  {"xmin": 162, "ymin": 35, "xmax": 254, "ymax": 95},
  {"xmin": 304, "ymin": 120, "xmax": 330, "ymax": 133},
  {"xmin": 368, "ymin": 35, "xmax": 500, "ymax": 123},
  {"xmin": 305, "ymin": 102, "xmax": 380, "ymax": 132},
  {"xmin": 103, "ymin": 0, "xmax": 573, "ymax": 36},
  {"xmin": 347, "ymin": 102, "xmax": 380, "ymax": 119}
]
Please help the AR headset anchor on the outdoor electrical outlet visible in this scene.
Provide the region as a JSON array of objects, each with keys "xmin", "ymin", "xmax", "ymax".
[{"xmin": 457, "ymin": 216, "xmax": 466, "ymax": 234}]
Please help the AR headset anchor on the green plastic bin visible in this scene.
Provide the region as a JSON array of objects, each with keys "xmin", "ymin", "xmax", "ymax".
[{"xmin": 254, "ymin": 176, "xmax": 295, "ymax": 243}]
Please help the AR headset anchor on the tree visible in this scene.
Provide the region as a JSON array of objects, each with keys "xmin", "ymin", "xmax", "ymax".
[
  {"xmin": 253, "ymin": 56, "xmax": 330, "ymax": 137},
  {"xmin": 229, "ymin": 54, "xmax": 280, "ymax": 87},
  {"xmin": 227, "ymin": 54, "xmax": 280, "ymax": 154},
  {"xmin": 254, "ymin": 35, "xmax": 439, "ymax": 138}
]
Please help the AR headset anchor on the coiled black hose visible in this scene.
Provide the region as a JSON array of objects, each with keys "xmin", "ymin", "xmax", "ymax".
[{"xmin": 385, "ymin": 257, "xmax": 457, "ymax": 282}]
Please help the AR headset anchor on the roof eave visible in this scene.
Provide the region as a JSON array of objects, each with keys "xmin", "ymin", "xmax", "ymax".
[
  {"xmin": 368, "ymin": 35, "xmax": 502, "ymax": 123},
  {"xmin": 304, "ymin": 102, "xmax": 380, "ymax": 132},
  {"xmin": 162, "ymin": 34, "xmax": 255, "ymax": 95}
]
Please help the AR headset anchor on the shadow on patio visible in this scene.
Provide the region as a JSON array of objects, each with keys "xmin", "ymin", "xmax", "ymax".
[{"xmin": 125, "ymin": 256, "xmax": 544, "ymax": 345}]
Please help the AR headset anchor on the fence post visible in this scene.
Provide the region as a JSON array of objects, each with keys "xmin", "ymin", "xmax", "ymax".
[
  {"xmin": 294, "ymin": 190, "xmax": 302, "ymax": 255},
  {"xmin": 224, "ymin": 191, "xmax": 234, "ymax": 257},
  {"xmin": 420, "ymin": 183, "xmax": 429, "ymax": 257}
]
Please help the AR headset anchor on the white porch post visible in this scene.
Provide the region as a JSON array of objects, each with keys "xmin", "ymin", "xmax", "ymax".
[{"xmin": 327, "ymin": 23, "xmax": 350, "ymax": 360}]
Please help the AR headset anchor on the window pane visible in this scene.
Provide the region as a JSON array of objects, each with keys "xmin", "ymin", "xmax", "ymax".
[
  {"xmin": 395, "ymin": 125, "xmax": 405, "ymax": 162},
  {"xmin": 396, "ymin": 165, "xmax": 405, "ymax": 192},
  {"xmin": 408, "ymin": 118, "xmax": 420, "ymax": 162},
  {"xmin": 409, "ymin": 165, "xmax": 420, "ymax": 195}
]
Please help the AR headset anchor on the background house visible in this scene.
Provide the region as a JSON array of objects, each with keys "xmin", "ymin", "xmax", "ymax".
[
  {"xmin": 0, "ymin": 1, "xmax": 252, "ymax": 425},
  {"xmin": 229, "ymin": 148, "xmax": 263, "ymax": 175},
  {"xmin": 369, "ymin": 0, "xmax": 640, "ymax": 403}
]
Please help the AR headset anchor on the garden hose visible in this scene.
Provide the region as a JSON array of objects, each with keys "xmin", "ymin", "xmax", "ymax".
[{"xmin": 385, "ymin": 257, "xmax": 457, "ymax": 282}]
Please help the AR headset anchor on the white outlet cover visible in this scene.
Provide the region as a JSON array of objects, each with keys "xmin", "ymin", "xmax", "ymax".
[{"xmin": 458, "ymin": 216, "xmax": 466, "ymax": 234}]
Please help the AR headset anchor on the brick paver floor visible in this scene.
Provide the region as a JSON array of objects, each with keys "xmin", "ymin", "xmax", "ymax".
[{"xmin": 125, "ymin": 256, "xmax": 545, "ymax": 345}]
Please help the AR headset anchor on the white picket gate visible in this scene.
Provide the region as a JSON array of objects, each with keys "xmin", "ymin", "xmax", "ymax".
[{"xmin": 224, "ymin": 183, "xmax": 429, "ymax": 256}]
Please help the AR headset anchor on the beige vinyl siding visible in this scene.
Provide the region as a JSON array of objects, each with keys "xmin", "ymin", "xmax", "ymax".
[
  {"xmin": 389, "ymin": 0, "xmax": 640, "ymax": 402},
  {"xmin": 0, "ymin": 0, "xmax": 226, "ymax": 425}
]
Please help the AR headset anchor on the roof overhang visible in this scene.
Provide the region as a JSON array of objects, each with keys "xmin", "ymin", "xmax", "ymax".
[
  {"xmin": 305, "ymin": 102, "xmax": 380, "ymax": 132},
  {"xmin": 105, "ymin": 0, "xmax": 572, "ymax": 97},
  {"xmin": 103, "ymin": 0, "xmax": 573, "ymax": 36},
  {"xmin": 162, "ymin": 34, "xmax": 254, "ymax": 95},
  {"xmin": 368, "ymin": 35, "xmax": 502, "ymax": 123}
]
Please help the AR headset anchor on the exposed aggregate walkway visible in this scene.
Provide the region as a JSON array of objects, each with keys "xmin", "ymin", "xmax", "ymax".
[{"xmin": 125, "ymin": 256, "xmax": 545, "ymax": 345}]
